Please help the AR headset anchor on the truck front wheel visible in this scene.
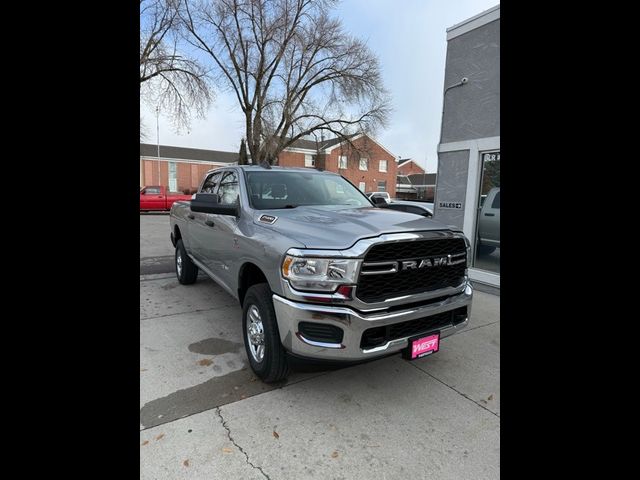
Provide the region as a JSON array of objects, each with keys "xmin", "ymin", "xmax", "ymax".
[
  {"xmin": 175, "ymin": 239, "xmax": 199, "ymax": 284},
  {"xmin": 242, "ymin": 283, "xmax": 290, "ymax": 383}
]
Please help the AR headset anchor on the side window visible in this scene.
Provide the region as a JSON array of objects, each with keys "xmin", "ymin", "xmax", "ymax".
[
  {"xmin": 491, "ymin": 191, "xmax": 500, "ymax": 209},
  {"xmin": 200, "ymin": 172, "xmax": 222, "ymax": 194},
  {"xmin": 219, "ymin": 171, "xmax": 239, "ymax": 205},
  {"xmin": 144, "ymin": 187, "xmax": 160, "ymax": 195}
]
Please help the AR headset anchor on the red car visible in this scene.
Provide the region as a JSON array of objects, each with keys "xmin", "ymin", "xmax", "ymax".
[{"xmin": 140, "ymin": 186, "xmax": 192, "ymax": 211}]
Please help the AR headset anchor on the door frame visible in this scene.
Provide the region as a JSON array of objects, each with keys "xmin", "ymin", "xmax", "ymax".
[{"xmin": 438, "ymin": 136, "xmax": 500, "ymax": 287}]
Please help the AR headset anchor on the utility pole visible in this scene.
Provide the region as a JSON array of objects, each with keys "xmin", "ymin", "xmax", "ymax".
[
  {"xmin": 156, "ymin": 106, "xmax": 161, "ymax": 185},
  {"xmin": 423, "ymin": 155, "xmax": 427, "ymax": 200}
]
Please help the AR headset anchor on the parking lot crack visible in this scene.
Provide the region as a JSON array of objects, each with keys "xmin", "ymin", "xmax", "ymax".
[
  {"xmin": 215, "ymin": 407, "xmax": 272, "ymax": 480},
  {"xmin": 408, "ymin": 363, "xmax": 500, "ymax": 419}
]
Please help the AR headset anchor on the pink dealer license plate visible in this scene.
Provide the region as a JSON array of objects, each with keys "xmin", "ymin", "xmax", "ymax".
[{"xmin": 404, "ymin": 333, "xmax": 440, "ymax": 360}]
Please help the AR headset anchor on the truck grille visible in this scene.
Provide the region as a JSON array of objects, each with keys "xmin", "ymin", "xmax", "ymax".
[
  {"xmin": 360, "ymin": 306, "xmax": 467, "ymax": 350},
  {"xmin": 357, "ymin": 238, "xmax": 467, "ymax": 303}
]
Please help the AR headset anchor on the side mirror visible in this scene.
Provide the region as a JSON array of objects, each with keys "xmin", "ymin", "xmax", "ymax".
[
  {"xmin": 371, "ymin": 196, "xmax": 388, "ymax": 207},
  {"xmin": 190, "ymin": 193, "xmax": 239, "ymax": 216}
]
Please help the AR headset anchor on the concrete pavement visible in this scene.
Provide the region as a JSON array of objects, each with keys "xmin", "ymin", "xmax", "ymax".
[{"xmin": 140, "ymin": 214, "xmax": 500, "ymax": 479}]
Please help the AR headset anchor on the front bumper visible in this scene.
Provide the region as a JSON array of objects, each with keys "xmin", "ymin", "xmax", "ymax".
[{"xmin": 273, "ymin": 282, "xmax": 473, "ymax": 361}]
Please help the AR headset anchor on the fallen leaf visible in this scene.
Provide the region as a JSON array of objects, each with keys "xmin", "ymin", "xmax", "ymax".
[
  {"xmin": 480, "ymin": 399, "xmax": 487, "ymax": 404},
  {"xmin": 331, "ymin": 451, "xmax": 339, "ymax": 458},
  {"xmin": 141, "ymin": 441, "xmax": 149, "ymax": 446},
  {"xmin": 197, "ymin": 359, "xmax": 213, "ymax": 367},
  {"xmin": 240, "ymin": 394, "xmax": 247, "ymax": 399},
  {"xmin": 222, "ymin": 448, "xmax": 234, "ymax": 454},
  {"xmin": 273, "ymin": 431, "xmax": 279, "ymax": 439},
  {"xmin": 155, "ymin": 434, "xmax": 165, "ymax": 441},
  {"xmin": 488, "ymin": 394, "xmax": 494, "ymax": 401},
  {"xmin": 183, "ymin": 460, "xmax": 189, "ymax": 467}
]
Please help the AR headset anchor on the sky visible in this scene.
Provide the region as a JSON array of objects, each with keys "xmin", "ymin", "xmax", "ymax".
[{"xmin": 140, "ymin": 0, "xmax": 498, "ymax": 173}]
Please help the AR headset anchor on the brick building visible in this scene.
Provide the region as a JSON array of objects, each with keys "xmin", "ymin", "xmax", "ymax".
[
  {"xmin": 140, "ymin": 133, "xmax": 397, "ymax": 196},
  {"xmin": 140, "ymin": 144, "xmax": 237, "ymax": 192},
  {"xmin": 277, "ymin": 134, "xmax": 398, "ymax": 197},
  {"xmin": 397, "ymin": 158, "xmax": 426, "ymax": 176}
]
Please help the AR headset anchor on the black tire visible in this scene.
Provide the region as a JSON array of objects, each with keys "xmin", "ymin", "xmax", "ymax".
[
  {"xmin": 175, "ymin": 239, "xmax": 198, "ymax": 284},
  {"xmin": 242, "ymin": 283, "xmax": 290, "ymax": 383}
]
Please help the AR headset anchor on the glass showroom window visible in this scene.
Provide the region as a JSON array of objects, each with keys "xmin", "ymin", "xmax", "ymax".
[{"xmin": 473, "ymin": 151, "xmax": 500, "ymax": 274}]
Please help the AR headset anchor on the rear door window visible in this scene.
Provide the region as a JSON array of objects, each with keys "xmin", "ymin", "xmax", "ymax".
[{"xmin": 200, "ymin": 172, "xmax": 223, "ymax": 194}]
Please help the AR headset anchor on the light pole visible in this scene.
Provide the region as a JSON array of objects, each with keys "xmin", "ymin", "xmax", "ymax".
[
  {"xmin": 423, "ymin": 155, "xmax": 427, "ymax": 200},
  {"xmin": 438, "ymin": 77, "xmax": 469, "ymax": 145},
  {"xmin": 156, "ymin": 106, "xmax": 161, "ymax": 186},
  {"xmin": 434, "ymin": 77, "xmax": 468, "ymax": 212}
]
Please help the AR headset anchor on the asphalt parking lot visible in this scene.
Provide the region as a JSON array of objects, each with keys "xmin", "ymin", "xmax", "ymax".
[{"xmin": 140, "ymin": 214, "xmax": 500, "ymax": 479}]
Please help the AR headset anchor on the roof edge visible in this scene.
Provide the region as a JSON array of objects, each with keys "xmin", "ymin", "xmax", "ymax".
[{"xmin": 447, "ymin": 4, "xmax": 500, "ymax": 40}]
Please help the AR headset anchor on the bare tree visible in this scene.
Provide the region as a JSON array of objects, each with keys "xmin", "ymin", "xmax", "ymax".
[
  {"xmin": 238, "ymin": 137, "xmax": 249, "ymax": 164},
  {"xmin": 140, "ymin": 0, "xmax": 212, "ymax": 130},
  {"xmin": 180, "ymin": 0, "xmax": 390, "ymax": 164}
]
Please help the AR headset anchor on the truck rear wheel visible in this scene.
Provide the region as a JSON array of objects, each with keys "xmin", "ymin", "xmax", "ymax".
[
  {"xmin": 175, "ymin": 239, "xmax": 198, "ymax": 284},
  {"xmin": 242, "ymin": 283, "xmax": 290, "ymax": 383}
]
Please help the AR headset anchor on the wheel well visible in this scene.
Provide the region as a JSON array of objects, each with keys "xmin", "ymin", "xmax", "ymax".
[
  {"xmin": 238, "ymin": 263, "xmax": 269, "ymax": 306},
  {"xmin": 173, "ymin": 225, "xmax": 182, "ymax": 246}
]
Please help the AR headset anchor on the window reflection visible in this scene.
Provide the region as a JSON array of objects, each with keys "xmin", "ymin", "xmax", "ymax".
[{"xmin": 473, "ymin": 152, "xmax": 500, "ymax": 273}]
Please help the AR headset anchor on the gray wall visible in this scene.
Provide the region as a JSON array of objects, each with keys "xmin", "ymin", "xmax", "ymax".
[
  {"xmin": 441, "ymin": 19, "xmax": 500, "ymax": 144},
  {"xmin": 433, "ymin": 150, "xmax": 469, "ymax": 228}
]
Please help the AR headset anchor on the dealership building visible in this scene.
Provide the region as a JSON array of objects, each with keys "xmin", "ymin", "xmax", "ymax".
[{"xmin": 434, "ymin": 4, "xmax": 500, "ymax": 288}]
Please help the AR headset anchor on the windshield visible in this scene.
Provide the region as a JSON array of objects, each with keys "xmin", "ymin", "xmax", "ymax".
[{"xmin": 246, "ymin": 171, "xmax": 372, "ymax": 210}]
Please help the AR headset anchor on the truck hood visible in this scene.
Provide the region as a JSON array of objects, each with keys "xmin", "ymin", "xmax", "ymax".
[{"xmin": 254, "ymin": 206, "xmax": 461, "ymax": 249}]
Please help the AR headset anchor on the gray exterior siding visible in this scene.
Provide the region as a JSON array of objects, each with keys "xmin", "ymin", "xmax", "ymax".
[
  {"xmin": 433, "ymin": 150, "xmax": 469, "ymax": 228},
  {"xmin": 440, "ymin": 18, "xmax": 500, "ymax": 144}
]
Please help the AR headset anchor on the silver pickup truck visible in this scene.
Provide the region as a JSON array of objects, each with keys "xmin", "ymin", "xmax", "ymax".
[{"xmin": 170, "ymin": 166, "xmax": 473, "ymax": 382}]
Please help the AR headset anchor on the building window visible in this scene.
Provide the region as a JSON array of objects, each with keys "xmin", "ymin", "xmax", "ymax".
[
  {"xmin": 168, "ymin": 161, "xmax": 177, "ymax": 192},
  {"xmin": 359, "ymin": 158, "xmax": 368, "ymax": 171},
  {"xmin": 377, "ymin": 181, "xmax": 386, "ymax": 192},
  {"xmin": 379, "ymin": 160, "xmax": 387, "ymax": 172},
  {"xmin": 358, "ymin": 181, "xmax": 366, "ymax": 192},
  {"xmin": 338, "ymin": 155, "xmax": 347, "ymax": 169},
  {"xmin": 304, "ymin": 154, "xmax": 316, "ymax": 167}
]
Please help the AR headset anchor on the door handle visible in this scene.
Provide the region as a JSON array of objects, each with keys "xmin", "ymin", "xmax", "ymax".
[
  {"xmin": 187, "ymin": 214, "xmax": 195, "ymax": 220},
  {"xmin": 484, "ymin": 213, "xmax": 495, "ymax": 217},
  {"xmin": 205, "ymin": 219, "xmax": 215, "ymax": 227}
]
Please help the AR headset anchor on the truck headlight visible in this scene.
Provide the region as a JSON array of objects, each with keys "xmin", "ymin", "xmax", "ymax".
[{"xmin": 281, "ymin": 255, "xmax": 360, "ymax": 292}]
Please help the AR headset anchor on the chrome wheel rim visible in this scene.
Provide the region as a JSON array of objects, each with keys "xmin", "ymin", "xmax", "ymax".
[
  {"xmin": 176, "ymin": 251, "xmax": 183, "ymax": 277},
  {"xmin": 246, "ymin": 305, "xmax": 265, "ymax": 363}
]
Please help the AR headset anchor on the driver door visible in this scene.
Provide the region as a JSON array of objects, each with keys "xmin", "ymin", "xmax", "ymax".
[
  {"xmin": 198, "ymin": 170, "xmax": 241, "ymax": 286},
  {"xmin": 189, "ymin": 171, "xmax": 223, "ymax": 263}
]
